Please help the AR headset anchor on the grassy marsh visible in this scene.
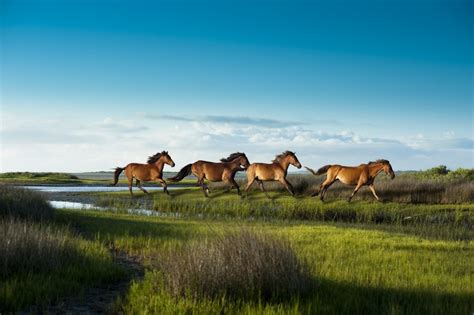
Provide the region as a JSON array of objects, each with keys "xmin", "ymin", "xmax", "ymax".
[{"xmin": 53, "ymin": 210, "xmax": 473, "ymax": 314}]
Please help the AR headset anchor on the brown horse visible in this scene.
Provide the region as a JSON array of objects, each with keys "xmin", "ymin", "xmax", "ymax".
[
  {"xmin": 113, "ymin": 151, "xmax": 175, "ymax": 196},
  {"xmin": 167, "ymin": 152, "xmax": 250, "ymax": 197},
  {"xmin": 305, "ymin": 159, "xmax": 395, "ymax": 202},
  {"xmin": 245, "ymin": 151, "xmax": 302, "ymax": 197}
]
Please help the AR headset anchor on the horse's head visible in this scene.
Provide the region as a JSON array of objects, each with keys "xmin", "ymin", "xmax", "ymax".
[
  {"xmin": 221, "ymin": 152, "xmax": 250, "ymax": 169},
  {"xmin": 162, "ymin": 151, "xmax": 175, "ymax": 167},
  {"xmin": 288, "ymin": 152, "xmax": 302, "ymax": 169},
  {"xmin": 238, "ymin": 153, "xmax": 251, "ymax": 169},
  {"xmin": 381, "ymin": 160, "xmax": 395, "ymax": 179}
]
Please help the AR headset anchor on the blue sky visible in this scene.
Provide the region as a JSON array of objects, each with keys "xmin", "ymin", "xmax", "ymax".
[{"xmin": 1, "ymin": 0, "xmax": 472, "ymax": 172}]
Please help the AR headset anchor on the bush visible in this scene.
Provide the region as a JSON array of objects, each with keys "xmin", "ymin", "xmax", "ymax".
[
  {"xmin": 0, "ymin": 185, "xmax": 54, "ymax": 221},
  {"xmin": 157, "ymin": 230, "xmax": 313, "ymax": 301}
]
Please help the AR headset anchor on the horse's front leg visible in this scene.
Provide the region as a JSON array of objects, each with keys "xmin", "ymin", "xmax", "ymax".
[
  {"xmin": 136, "ymin": 180, "xmax": 148, "ymax": 194},
  {"xmin": 157, "ymin": 178, "xmax": 169, "ymax": 195},
  {"xmin": 279, "ymin": 178, "xmax": 295, "ymax": 197},
  {"xmin": 369, "ymin": 184, "xmax": 380, "ymax": 201},
  {"xmin": 348, "ymin": 182, "xmax": 364, "ymax": 202}
]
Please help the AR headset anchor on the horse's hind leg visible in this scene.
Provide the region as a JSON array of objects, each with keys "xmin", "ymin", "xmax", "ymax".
[
  {"xmin": 128, "ymin": 177, "xmax": 134, "ymax": 196},
  {"xmin": 157, "ymin": 178, "xmax": 169, "ymax": 195},
  {"xmin": 348, "ymin": 182, "xmax": 364, "ymax": 202},
  {"xmin": 256, "ymin": 179, "xmax": 271, "ymax": 199},
  {"xmin": 136, "ymin": 180, "xmax": 148, "ymax": 194},
  {"xmin": 197, "ymin": 178, "xmax": 209, "ymax": 197},
  {"xmin": 319, "ymin": 179, "xmax": 337, "ymax": 201},
  {"xmin": 279, "ymin": 178, "xmax": 295, "ymax": 197},
  {"xmin": 225, "ymin": 178, "xmax": 241, "ymax": 196},
  {"xmin": 313, "ymin": 175, "xmax": 332, "ymax": 197},
  {"xmin": 245, "ymin": 177, "xmax": 256, "ymax": 198}
]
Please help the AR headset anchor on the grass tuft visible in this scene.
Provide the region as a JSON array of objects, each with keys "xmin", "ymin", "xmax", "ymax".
[
  {"xmin": 157, "ymin": 229, "xmax": 313, "ymax": 302},
  {"xmin": 0, "ymin": 185, "xmax": 54, "ymax": 221}
]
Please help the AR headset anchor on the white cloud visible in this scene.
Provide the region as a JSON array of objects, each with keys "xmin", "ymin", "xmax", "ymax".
[{"xmin": 1, "ymin": 114, "xmax": 472, "ymax": 172}]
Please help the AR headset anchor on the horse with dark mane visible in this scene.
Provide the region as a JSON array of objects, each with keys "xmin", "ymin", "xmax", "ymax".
[
  {"xmin": 305, "ymin": 159, "xmax": 395, "ymax": 202},
  {"xmin": 245, "ymin": 151, "xmax": 302, "ymax": 197},
  {"xmin": 167, "ymin": 152, "xmax": 250, "ymax": 197},
  {"xmin": 112, "ymin": 151, "xmax": 175, "ymax": 196}
]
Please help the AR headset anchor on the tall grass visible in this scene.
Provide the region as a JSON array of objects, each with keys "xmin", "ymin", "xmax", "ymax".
[
  {"xmin": 157, "ymin": 230, "xmax": 313, "ymax": 301},
  {"xmin": 0, "ymin": 186, "xmax": 123, "ymax": 311},
  {"xmin": 209, "ymin": 174, "xmax": 474, "ymax": 204},
  {"xmin": 150, "ymin": 196, "xmax": 472, "ymax": 239},
  {"xmin": 1, "ymin": 219, "xmax": 82, "ymax": 279},
  {"xmin": 87, "ymin": 211, "xmax": 472, "ymax": 314},
  {"xmin": 0, "ymin": 185, "xmax": 54, "ymax": 220}
]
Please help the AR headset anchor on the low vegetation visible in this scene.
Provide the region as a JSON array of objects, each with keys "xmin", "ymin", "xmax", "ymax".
[
  {"xmin": 0, "ymin": 185, "xmax": 54, "ymax": 220},
  {"xmin": 0, "ymin": 187, "xmax": 123, "ymax": 312},
  {"xmin": 157, "ymin": 230, "xmax": 313, "ymax": 301},
  {"xmin": 408, "ymin": 165, "xmax": 474, "ymax": 180},
  {"xmin": 96, "ymin": 188, "xmax": 473, "ymax": 241},
  {"xmin": 217, "ymin": 173, "xmax": 473, "ymax": 204},
  {"xmin": 57, "ymin": 211, "xmax": 472, "ymax": 314},
  {"xmin": 1, "ymin": 166, "xmax": 472, "ymax": 313}
]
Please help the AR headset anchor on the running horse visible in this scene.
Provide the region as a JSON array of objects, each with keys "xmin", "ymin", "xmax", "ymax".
[
  {"xmin": 245, "ymin": 151, "xmax": 302, "ymax": 197},
  {"xmin": 167, "ymin": 152, "xmax": 250, "ymax": 197},
  {"xmin": 112, "ymin": 151, "xmax": 175, "ymax": 195},
  {"xmin": 305, "ymin": 159, "xmax": 395, "ymax": 202}
]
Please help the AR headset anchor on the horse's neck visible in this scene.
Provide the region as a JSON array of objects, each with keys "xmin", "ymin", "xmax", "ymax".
[
  {"xmin": 278, "ymin": 157, "xmax": 291, "ymax": 172},
  {"xmin": 368, "ymin": 163, "xmax": 384, "ymax": 178},
  {"xmin": 226, "ymin": 160, "xmax": 241, "ymax": 170},
  {"xmin": 154, "ymin": 160, "xmax": 165, "ymax": 173}
]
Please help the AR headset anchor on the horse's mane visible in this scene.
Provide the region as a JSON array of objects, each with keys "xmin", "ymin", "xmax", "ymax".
[
  {"xmin": 368, "ymin": 159, "xmax": 390, "ymax": 165},
  {"xmin": 273, "ymin": 150, "xmax": 295, "ymax": 163},
  {"xmin": 147, "ymin": 151, "xmax": 168, "ymax": 164},
  {"xmin": 220, "ymin": 152, "xmax": 246, "ymax": 162}
]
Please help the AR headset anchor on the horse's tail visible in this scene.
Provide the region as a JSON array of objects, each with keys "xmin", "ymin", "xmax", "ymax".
[
  {"xmin": 305, "ymin": 165, "xmax": 331, "ymax": 176},
  {"xmin": 167, "ymin": 163, "xmax": 192, "ymax": 182},
  {"xmin": 112, "ymin": 167, "xmax": 125, "ymax": 185}
]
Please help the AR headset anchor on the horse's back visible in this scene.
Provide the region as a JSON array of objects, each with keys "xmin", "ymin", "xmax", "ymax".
[
  {"xmin": 126, "ymin": 162, "xmax": 160, "ymax": 178},
  {"xmin": 250, "ymin": 162, "xmax": 282, "ymax": 181},
  {"xmin": 333, "ymin": 164, "xmax": 367, "ymax": 184},
  {"xmin": 194, "ymin": 160, "xmax": 225, "ymax": 181}
]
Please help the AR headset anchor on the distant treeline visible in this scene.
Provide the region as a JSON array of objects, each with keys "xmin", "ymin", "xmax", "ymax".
[
  {"xmin": 403, "ymin": 166, "xmax": 474, "ymax": 181},
  {"xmin": 0, "ymin": 172, "xmax": 79, "ymax": 180}
]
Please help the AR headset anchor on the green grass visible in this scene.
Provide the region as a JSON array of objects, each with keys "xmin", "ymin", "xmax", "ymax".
[
  {"xmin": 0, "ymin": 219, "xmax": 124, "ymax": 311},
  {"xmin": 0, "ymin": 185, "xmax": 54, "ymax": 220},
  {"xmin": 0, "ymin": 171, "xmax": 200, "ymax": 186},
  {"xmin": 54, "ymin": 210, "xmax": 473, "ymax": 314},
  {"xmin": 0, "ymin": 172, "xmax": 103, "ymax": 185},
  {"xmin": 2, "ymin": 180, "xmax": 473, "ymax": 313},
  {"xmin": 0, "ymin": 186, "xmax": 124, "ymax": 312},
  {"xmin": 95, "ymin": 188, "xmax": 473, "ymax": 241}
]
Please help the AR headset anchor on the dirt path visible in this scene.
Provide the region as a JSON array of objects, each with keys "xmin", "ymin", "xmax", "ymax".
[{"xmin": 20, "ymin": 251, "xmax": 144, "ymax": 314}]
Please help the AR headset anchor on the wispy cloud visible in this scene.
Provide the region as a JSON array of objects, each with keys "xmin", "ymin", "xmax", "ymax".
[
  {"xmin": 141, "ymin": 113, "xmax": 306, "ymax": 127},
  {"xmin": 1, "ymin": 114, "xmax": 472, "ymax": 172}
]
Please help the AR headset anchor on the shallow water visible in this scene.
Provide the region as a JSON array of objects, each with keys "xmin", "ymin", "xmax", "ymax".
[
  {"xmin": 49, "ymin": 200, "xmax": 102, "ymax": 210},
  {"xmin": 22, "ymin": 185, "xmax": 171, "ymax": 193},
  {"xmin": 49, "ymin": 200, "xmax": 180, "ymax": 217}
]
